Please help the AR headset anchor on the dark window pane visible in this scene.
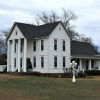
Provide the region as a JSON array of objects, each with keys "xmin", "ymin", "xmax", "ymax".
[
  {"xmin": 41, "ymin": 40, "xmax": 44, "ymax": 51},
  {"xmin": 20, "ymin": 58, "xmax": 22, "ymax": 67},
  {"xmin": 21, "ymin": 39, "xmax": 23, "ymax": 52},
  {"xmin": 41, "ymin": 57, "xmax": 44, "ymax": 68},
  {"xmin": 15, "ymin": 40, "xmax": 18, "ymax": 53},
  {"xmin": 33, "ymin": 41, "xmax": 36, "ymax": 51},
  {"xmin": 63, "ymin": 57, "xmax": 66, "ymax": 67},
  {"xmin": 63, "ymin": 41, "xmax": 65, "ymax": 51},
  {"xmin": 14, "ymin": 58, "xmax": 16, "ymax": 68},
  {"xmin": 54, "ymin": 39, "xmax": 57, "ymax": 50},
  {"xmin": 15, "ymin": 42, "xmax": 16, "ymax": 53},
  {"xmin": 33, "ymin": 57, "xmax": 36, "ymax": 68},
  {"xmin": 54, "ymin": 56, "xmax": 57, "ymax": 67}
]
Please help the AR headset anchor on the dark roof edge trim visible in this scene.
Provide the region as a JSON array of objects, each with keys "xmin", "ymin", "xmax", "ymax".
[
  {"xmin": 60, "ymin": 22, "xmax": 72, "ymax": 40},
  {"xmin": 71, "ymin": 56, "xmax": 100, "ymax": 59},
  {"xmin": 48, "ymin": 22, "xmax": 71, "ymax": 40},
  {"xmin": 7, "ymin": 22, "xmax": 26, "ymax": 40},
  {"xmin": 7, "ymin": 21, "xmax": 71, "ymax": 40}
]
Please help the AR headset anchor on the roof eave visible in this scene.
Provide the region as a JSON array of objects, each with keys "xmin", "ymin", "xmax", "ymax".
[
  {"xmin": 7, "ymin": 22, "xmax": 27, "ymax": 40},
  {"xmin": 71, "ymin": 55, "xmax": 100, "ymax": 60},
  {"xmin": 60, "ymin": 22, "xmax": 72, "ymax": 40},
  {"xmin": 7, "ymin": 22, "xmax": 16, "ymax": 41}
]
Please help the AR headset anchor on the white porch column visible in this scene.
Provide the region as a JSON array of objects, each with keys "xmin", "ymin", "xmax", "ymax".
[
  {"xmin": 7, "ymin": 40, "xmax": 10, "ymax": 72},
  {"xmin": 23, "ymin": 38, "xmax": 27, "ymax": 72},
  {"xmin": 18, "ymin": 39, "xmax": 21, "ymax": 72},
  {"xmin": 79, "ymin": 59, "xmax": 82, "ymax": 70},
  {"xmin": 12, "ymin": 39, "xmax": 15, "ymax": 72},
  {"xmin": 89, "ymin": 59, "xmax": 92, "ymax": 70}
]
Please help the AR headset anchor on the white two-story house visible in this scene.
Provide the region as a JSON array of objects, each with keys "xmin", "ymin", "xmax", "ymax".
[
  {"xmin": 7, "ymin": 21, "xmax": 71, "ymax": 73},
  {"xmin": 7, "ymin": 21, "xmax": 100, "ymax": 73}
]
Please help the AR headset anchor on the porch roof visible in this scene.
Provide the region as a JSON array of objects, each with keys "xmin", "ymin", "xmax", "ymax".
[
  {"xmin": 71, "ymin": 54, "xmax": 100, "ymax": 59},
  {"xmin": 71, "ymin": 41, "xmax": 99, "ymax": 55},
  {"xmin": 71, "ymin": 41, "xmax": 100, "ymax": 59}
]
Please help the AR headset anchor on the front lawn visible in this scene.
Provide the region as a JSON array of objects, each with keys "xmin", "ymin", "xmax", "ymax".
[{"xmin": 0, "ymin": 74, "xmax": 100, "ymax": 100}]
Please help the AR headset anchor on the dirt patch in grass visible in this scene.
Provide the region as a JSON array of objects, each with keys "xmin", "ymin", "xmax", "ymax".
[
  {"xmin": 0, "ymin": 74, "xmax": 100, "ymax": 81},
  {"xmin": 77, "ymin": 76, "xmax": 100, "ymax": 81},
  {"xmin": 0, "ymin": 74, "xmax": 27, "ymax": 80},
  {"xmin": 0, "ymin": 74, "xmax": 100, "ymax": 100},
  {"xmin": 0, "ymin": 94, "xmax": 43, "ymax": 100},
  {"xmin": 92, "ymin": 76, "xmax": 100, "ymax": 81},
  {"xmin": 0, "ymin": 90, "xmax": 44, "ymax": 100},
  {"xmin": 32, "ymin": 80, "xmax": 48, "ymax": 83}
]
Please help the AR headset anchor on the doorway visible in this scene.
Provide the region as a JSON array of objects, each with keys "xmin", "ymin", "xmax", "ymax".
[{"xmin": 27, "ymin": 58, "xmax": 32, "ymax": 71}]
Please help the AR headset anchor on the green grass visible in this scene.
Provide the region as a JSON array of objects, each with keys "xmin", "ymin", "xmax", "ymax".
[{"xmin": 0, "ymin": 74, "xmax": 100, "ymax": 100}]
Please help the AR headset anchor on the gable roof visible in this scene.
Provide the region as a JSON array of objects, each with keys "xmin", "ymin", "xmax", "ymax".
[
  {"xmin": 71, "ymin": 41, "xmax": 99, "ymax": 56},
  {"xmin": 8, "ymin": 21, "xmax": 70, "ymax": 39}
]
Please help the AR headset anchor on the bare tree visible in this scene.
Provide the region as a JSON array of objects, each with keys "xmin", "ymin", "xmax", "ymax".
[
  {"xmin": 67, "ymin": 28, "xmax": 80, "ymax": 41},
  {"xmin": 0, "ymin": 29, "xmax": 10, "ymax": 54},
  {"xmin": 0, "ymin": 33, "xmax": 7, "ymax": 54},
  {"xmin": 36, "ymin": 9, "xmax": 77, "ymax": 27},
  {"xmin": 92, "ymin": 45, "xmax": 100, "ymax": 54},
  {"xmin": 61, "ymin": 9, "xmax": 77, "ymax": 28},
  {"xmin": 37, "ymin": 12, "xmax": 49, "ymax": 24},
  {"xmin": 35, "ymin": 18, "xmax": 40, "ymax": 26},
  {"xmin": 34, "ymin": 9, "xmax": 93, "ymax": 44},
  {"xmin": 50, "ymin": 11, "xmax": 59, "ymax": 23},
  {"xmin": 77, "ymin": 34, "xmax": 93, "ymax": 44},
  {"xmin": 2, "ymin": 29, "xmax": 10, "ymax": 39}
]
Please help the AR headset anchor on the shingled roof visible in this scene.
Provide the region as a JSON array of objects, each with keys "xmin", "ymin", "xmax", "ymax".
[
  {"xmin": 71, "ymin": 41, "xmax": 99, "ymax": 56},
  {"xmin": 8, "ymin": 21, "xmax": 65, "ymax": 39}
]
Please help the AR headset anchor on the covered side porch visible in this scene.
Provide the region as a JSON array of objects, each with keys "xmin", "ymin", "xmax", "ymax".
[{"xmin": 71, "ymin": 55, "xmax": 100, "ymax": 70}]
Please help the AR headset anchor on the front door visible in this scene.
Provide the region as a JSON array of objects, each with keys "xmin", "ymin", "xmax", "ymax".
[{"xmin": 27, "ymin": 58, "xmax": 32, "ymax": 71}]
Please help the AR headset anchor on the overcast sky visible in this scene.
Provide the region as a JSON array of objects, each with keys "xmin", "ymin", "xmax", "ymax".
[{"xmin": 0, "ymin": 0, "xmax": 100, "ymax": 48}]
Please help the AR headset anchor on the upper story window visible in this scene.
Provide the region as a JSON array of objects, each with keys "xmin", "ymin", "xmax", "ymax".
[
  {"xmin": 15, "ymin": 41, "xmax": 16, "ymax": 53},
  {"xmin": 62, "ymin": 40, "xmax": 65, "ymax": 51},
  {"xmin": 41, "ymin": 40, "xmax": 44, "ymax": 51},
  {"xmin": 15, "ymin": 40, "xmax": 18, "ymax": 53},
  {"xmin": 33, "ymin": 41, "xmax": 36, "ymax": 51},
  {"xmin": 41, "ymin": 57, "xmax": 44, "ymax": 68},
  {"xmin": 21, "ymin": 39, "xmax": 24, "ymax": 52},
  {"xmin": 63, "ymin": 57, "xmax": 66, "ymax": 67},
  {"xmin": 54, "ymin": 39, "xmax": 57, "ymax": 50},
  {"xmin": 54, "ymin": 56, "xmax": 57, "ymax": 68}
]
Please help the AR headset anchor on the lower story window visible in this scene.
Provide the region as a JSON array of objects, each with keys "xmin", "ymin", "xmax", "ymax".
[
  {"xmin": 63, "ymin": 57, "xmax": 66, "ymax": 67},
  {"xmin": 20, "ymin": 58, "xmax": 22, "ymax": 67},
  {"xmin": 33, "ymin": 57, "xmax": 36, "ymax": 68},
  {"xmin": 14, "ymin": 58, "xmax": 16, "ymax": 68},
  {"xmin": 54, "ymin": 56, "xmax": 57, "ymax": 67},
  {"xmin": 41, "ymin": 57, "xmax": 44, "ymax": 68}
]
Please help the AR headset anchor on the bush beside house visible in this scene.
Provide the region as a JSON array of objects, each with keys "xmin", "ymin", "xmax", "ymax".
[{"xmin": 85, "ymin": 70, "xmax": 100, "ymax": 76}]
